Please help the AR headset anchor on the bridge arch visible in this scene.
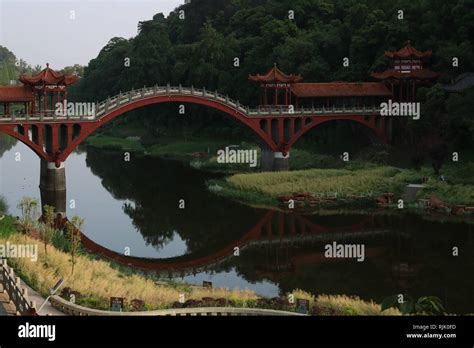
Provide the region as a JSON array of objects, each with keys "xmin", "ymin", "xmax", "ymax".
[
  {"xmin": 286, "ymin": 115, "xmax": 389, "ymax": 150},
  {"xmin": 58, "ymin": 94, "xmax": 277, "ymax": 163},
  {"xmin": 0, "ymin": 125, "xmax": 49, "ymax": 161}
]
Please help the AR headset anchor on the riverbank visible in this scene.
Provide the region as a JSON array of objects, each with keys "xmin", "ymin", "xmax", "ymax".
[
  {"xmin": 0, "ymin": 200, "xmax": 400, "ymax": 315},
  {"xmin": 82, "ymin": 133, "xmax": 474, "ymax": 215},
  {"xmin": 208, "ymin": 163, "xmax": 474, "ymax": 212},
  {"xmin": 83, "ymin": 131, "xmax": 352, "ymax": 174},
  {"xmin": 84, "ymin": 134, "xmax": 263, "ymax": 174}
]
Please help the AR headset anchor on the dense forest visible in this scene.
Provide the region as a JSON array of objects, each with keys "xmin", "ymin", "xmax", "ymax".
[
  {"xmin": 72, "ymin": 0, "xmax": 474, "ymax": 101},
  {"xmin": 0, "ymin": 46, "xmax": 35, "ymax": 85}
]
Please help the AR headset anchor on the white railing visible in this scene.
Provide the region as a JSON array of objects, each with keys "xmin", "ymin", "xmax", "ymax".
[
  {"xmin": 50, "ymin": 295, "xmax": 306, "ymax": 316},
  {"xmin": 0, "ymin": 259, "xmax": 36, "ymax": 315},
  {"xmin": 0, "ymin": 85, "xmax": 381, "ymax": 123}
]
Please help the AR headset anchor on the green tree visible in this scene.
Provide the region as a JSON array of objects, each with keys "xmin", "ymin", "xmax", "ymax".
[
  {"xmin": 382, "ymin": 294, "xmax": 446, "ymax": 315},
  {"xmin": 40, "ymin": 205, "xmax": 58, "ymax": 257},
  {"xmin": 17, "ymin": 197, "xmax": 39, "ymax": 239},
  {"xmin": 65, "ymin": 216, "xmax": 84, "ymax": 275}
]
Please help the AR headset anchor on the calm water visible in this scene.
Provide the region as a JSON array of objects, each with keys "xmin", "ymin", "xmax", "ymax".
[{"xmin": 1, "ymin": 141, "xmax": 473, "ymax": 313}]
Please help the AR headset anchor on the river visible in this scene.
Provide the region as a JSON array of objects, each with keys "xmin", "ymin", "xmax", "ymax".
[{"xmin": 1, "ymin": 140, "xmax": 473, "ymax": 314}]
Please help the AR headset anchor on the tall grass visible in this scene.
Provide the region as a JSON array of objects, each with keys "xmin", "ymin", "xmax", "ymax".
[
  {"xmin": 292, "ymin": 289, "xmax": 400, "ymax": 316},
  {"xmin": 221, "ymin": 164, "xmax": 474, "ymax": 206},
  {"xmin": 226, "ymin": 167, "xmax": 401, "ymax": 198},
  {"xmin": 1, "ymin": 233, "xmax": 257, "ymax": 310}
]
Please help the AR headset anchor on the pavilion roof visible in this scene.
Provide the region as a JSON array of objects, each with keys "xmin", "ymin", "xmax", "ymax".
[
  {"xmin": 371, "ymin": 69, "xmax": 440, "ymax": 80},
  {"xmin": 384, "ymin": 41, "xmax": 432, "ymax": 60},
  {"xmin": 19, "ymin": 63, "xmax": 78, "ymax": 86},
  {"xmin": 249, "ymin": 63, "xmax": 302, "ymax": 84},
  {"xmin": 291, "ymin": 82, "xmax": 392, "ymax": 98},
  {"xmin": 0, "ymin": 86, "xmax": 34, "ymax": 102}
]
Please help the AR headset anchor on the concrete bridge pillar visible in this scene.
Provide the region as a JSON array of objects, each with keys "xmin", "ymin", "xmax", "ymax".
[
  {"xmin": 261, "ymin": 147, "xmax": 290, "ymax": 172},
  {"xmin": 386, "ymin": 117, "xmax": 393, "ymax": 142},
  {"xmin": 273, "ymin": 152, "xmax": 290, "ymax": 172},
  {"xmin": 39, "ymin": 160, "xmax": 66, "ymax": 217}
]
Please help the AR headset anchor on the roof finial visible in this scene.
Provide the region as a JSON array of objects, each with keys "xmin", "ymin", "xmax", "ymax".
[
  {"xmin": 406, "ymin": 40, "xmax": 412, "ymax": 47},
  {"xmin": 46, "ymin": 62, "xmax": 49, "ymax": 68},
  {"xmin": 274, "ymin": 62, "xmax": 277, "ymax": 68}
]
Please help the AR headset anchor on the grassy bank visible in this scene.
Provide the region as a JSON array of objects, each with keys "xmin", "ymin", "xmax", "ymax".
[
  {"xmin": 84, "ymin": 135, "xmax": 145, "ymax": 153},
  {"xmin": 209, "ymin": 165, "xmax": 401, "ymax": 207},
  {"xmin": 209, "ymin": 164, "xmax": 474, "ymax": 208}
]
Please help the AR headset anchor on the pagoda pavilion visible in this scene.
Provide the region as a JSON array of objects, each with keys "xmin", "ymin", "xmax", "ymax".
[
  {"xmin": 249, "ymin": 42, "xmax": 439, "ymax": 109},
  {"xmin": 371, "ymin": 41, "xmax": 440, "ymax": 102},
  {"xmin": 250, "ymin": 65, "xmax": 392, "ymax": 109},
  {"xmin": 249, "ymin": 63, "xmax": 302, "ymax": 107},
  {"xmin": 0, "ymin": 63, "xmax": 78, "ymax": 116}
]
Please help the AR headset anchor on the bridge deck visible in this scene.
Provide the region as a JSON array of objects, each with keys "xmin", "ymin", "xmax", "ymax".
[{"xmin": 0, "ymin": 85, "xmax": 381, "ymax": 123}]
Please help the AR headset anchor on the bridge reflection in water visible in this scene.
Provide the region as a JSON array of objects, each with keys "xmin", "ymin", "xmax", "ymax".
[
  {"xmin": 39, "ymin": 166, "xmax": 392, "ymax": 277},
  {"xmin": 78, "ymin": 211, "xmax": 391, "ymax": 277}
]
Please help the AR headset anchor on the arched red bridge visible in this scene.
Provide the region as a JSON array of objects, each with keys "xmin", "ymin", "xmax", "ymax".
[
  {"xmin": 0, "ymin": 85, "xmax": 389, "ymax": 168},
  {"xmin": 1, "ymin": 43, "xmax": 442, "ymax": 170}
]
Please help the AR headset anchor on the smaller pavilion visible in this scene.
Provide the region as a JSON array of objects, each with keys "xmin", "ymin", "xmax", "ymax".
[{"xmin": 0, "ymin": 64, "xmax": 78, "ymax": 117}]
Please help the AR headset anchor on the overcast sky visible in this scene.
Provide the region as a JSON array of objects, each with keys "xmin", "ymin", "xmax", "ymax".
[{"xmin": 0, "ymin": 0, "xmax": 183, "ymax": 69}]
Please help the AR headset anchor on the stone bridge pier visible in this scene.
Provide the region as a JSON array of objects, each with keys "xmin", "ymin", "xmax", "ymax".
[
  {"xmin": 261, "ymin": 147, "xmax": 290, "ymax": 172},
  {"xmin": 39, "ymin": 160, "xmax": 66, "ymax": 217}
]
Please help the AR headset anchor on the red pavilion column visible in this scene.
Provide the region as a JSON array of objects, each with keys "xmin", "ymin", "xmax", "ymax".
[
  {"xmin": 408, "ymin": 82, "xmax": 411, "ymax": 102},
  {"xmin": 43, "ymin": 89, "xmax": 46, "ymax": 113}
]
